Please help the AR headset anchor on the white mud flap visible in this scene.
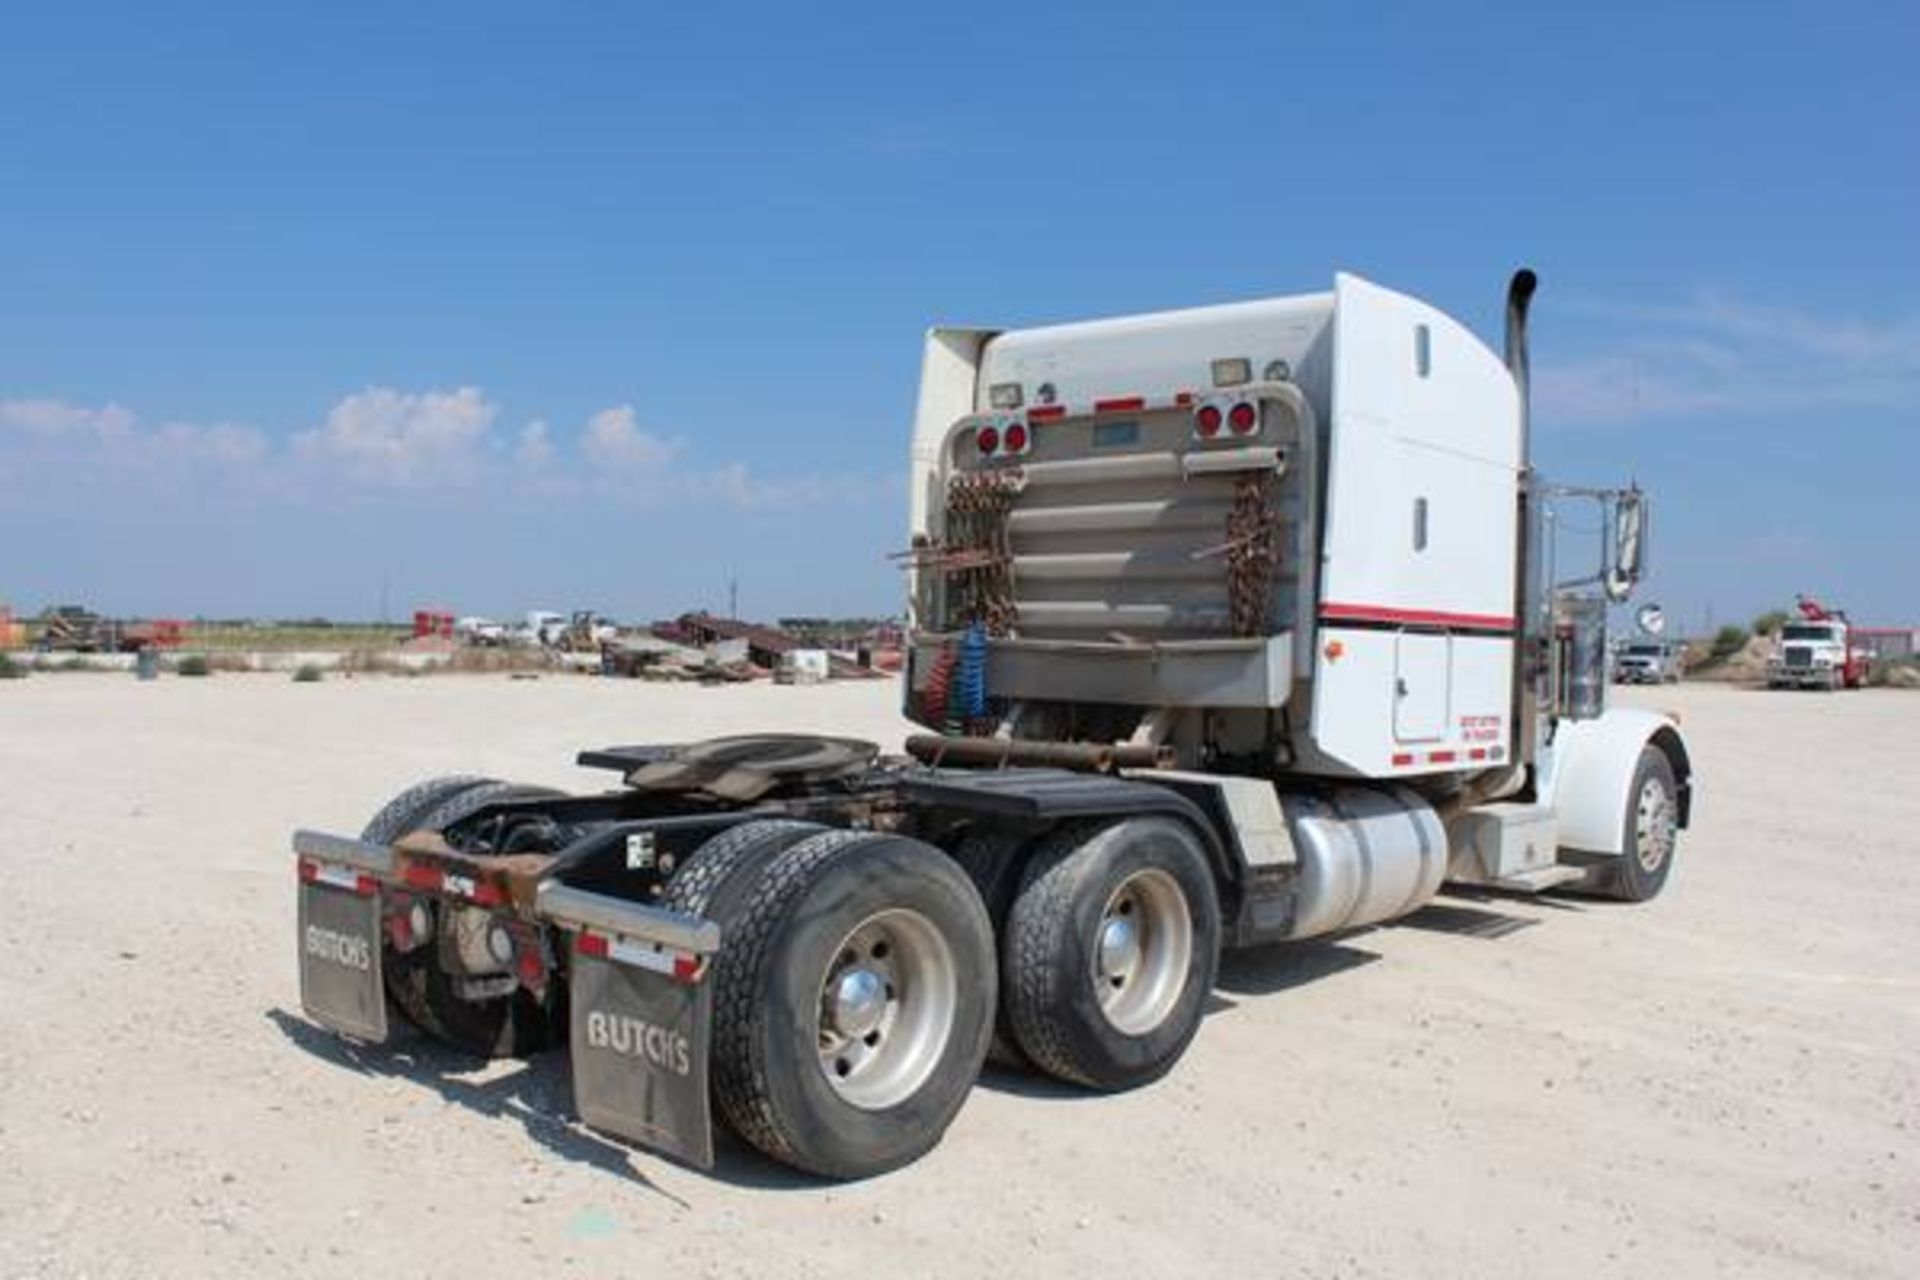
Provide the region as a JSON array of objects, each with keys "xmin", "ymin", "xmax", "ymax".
[
  {"xmin": 296, "ymin": 854, "xmax": 389, "ymax": 1043},
  {"xmin": 539, "ymin": 883, "xmax": 722, "ymax": 1169}
]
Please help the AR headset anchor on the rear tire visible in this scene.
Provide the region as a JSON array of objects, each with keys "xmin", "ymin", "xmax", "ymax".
[
  {"xmin": 1004, "ymin": 818, "xmax": 1220, "ymax": 1090},
  {"xmin": 369, "ymin": 779, "xmax": 566, "ymax": 1057},
  {"xmin": 706, "ymin": 830, "xmax": 995, "ymax": 1179},
  {"xmin": 359, "ymin": 776, "xmax": 490, "ymax": 846},
  {"xmin": 950, "ymin": 826, "xmax": 1037, "ymax": 1069},
  {"xmin": 661, "ymin": 819, "xmax": 826, "ymax": 920}
]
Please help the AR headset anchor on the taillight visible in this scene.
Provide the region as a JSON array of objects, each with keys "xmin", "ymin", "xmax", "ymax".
[
  {"xmin": 976, "ymin": 425, "xmax": 1001, "ymax": 456},
  {"xmin": 1003, "ymin": 422, "xmax": 1029, "ymax": 455},
  {"xmin": 1195, "ymin": 404, "xmax": 1223, "ymax": 438},
  {"xmin": 1228, "ymin": 401, "xmax": 1258, "ymax": 435}
]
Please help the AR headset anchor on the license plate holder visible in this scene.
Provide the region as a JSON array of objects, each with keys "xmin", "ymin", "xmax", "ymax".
[
  {"xmin": 297, "ymin": 879, "xmax": 388, "ymax": 1043},
  {"xmin": 568, "ymin": 943, "xmax": 714, "ymax": 1168}
]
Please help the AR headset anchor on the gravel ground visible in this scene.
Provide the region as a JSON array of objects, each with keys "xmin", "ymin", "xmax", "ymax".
[{"xmin": 0, "ymin": 675, "xmax": 1913, "ymax": 1279}]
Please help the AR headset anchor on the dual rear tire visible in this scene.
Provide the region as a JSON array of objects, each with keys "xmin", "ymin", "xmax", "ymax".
[
  {"xmin": 1002, "ymin": 818, "xmax": 1221, "ymax": 1090},
  {"xmin": 669, "ymin": 814, "xmax": 1222, "ymax": 1177},
  {"xmin": 361, "ymin": 776, "xmax": 565, "ymax": 1058},
  {"xmin": 669, "ymin": 822, "xmax": 996, "ymax": 1179}
]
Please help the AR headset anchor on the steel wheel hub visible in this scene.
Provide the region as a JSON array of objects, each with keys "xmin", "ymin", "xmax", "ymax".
[
  {"xmin": 1092, "ymin": 868, "xmax": 1192, "ymax": 1036},
  {"xmin": 816, "ymin": 909, "xmax": 957, "ymax": 1111},
  {"xmin": 1635, "ymin": 777, "xmax": 1676, "ymax": 873},
  {"xmin": 830, "ymin": 968, "xmax": 888, "ymax": 1041},
  {"xmin": 1098, "ymin": 916, "xmax": 1141, "ymax": 983}
]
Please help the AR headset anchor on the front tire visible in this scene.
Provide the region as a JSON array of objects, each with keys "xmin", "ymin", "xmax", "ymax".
[
  {"xmin": 1606, "ymin": 746, "xmax": 1679, "ymax": 902},
  {"xmin": 1004, "ymin": 818, "xmax": 1220, "ymax": 1090},
  {"xmin": 706, "ymin": 830, "xmax": 995, "ymax": 1179}
]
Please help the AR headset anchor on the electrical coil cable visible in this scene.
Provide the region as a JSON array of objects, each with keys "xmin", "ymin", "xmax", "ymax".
[
  {"xmin": 953, "ymin": 622, "xmax": 989, "ymax": 727},
  {"xmin": 920, "ymin": 644, "xmax": 959, "ymax": 731}
]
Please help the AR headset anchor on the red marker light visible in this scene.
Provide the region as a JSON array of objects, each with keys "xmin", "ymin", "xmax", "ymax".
[
  {"xmin": 1003, "ymin": 422, "xmax": 1028, "ymax": 454},
  {"xmin": 1228, "ymin": 402, "xmax": 1258, "ymax": 434},
  {"xmin": 1195, "ymin": 405, "xmax": 1223, "ymax": 438},
  {"xmin": 976, "ymin": 425, "xmax": 1000, "ymax": 456}
]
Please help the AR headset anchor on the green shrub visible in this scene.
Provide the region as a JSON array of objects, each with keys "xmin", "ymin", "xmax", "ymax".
[
  {"xmin": 1867, "ymin": 658, "xmax": 1920, "ymax": 689},
  {"xmin": 1750, "ymin": 609, "xmax": 1790, "ymax": 637},
  {"xmin": 176, "ymin": 653, "xmax": 212, "ymax": 677},
  {"xmin": 0, "ymin": 652, "xmax": 24, "ymax": 680},
  {"xmin": 1709, "ymin": 625, "xmax": 1750, "ymax": 660},
  {"xmin": 292, "ymin": 663, "xmax": 324, "ymax": 683}
]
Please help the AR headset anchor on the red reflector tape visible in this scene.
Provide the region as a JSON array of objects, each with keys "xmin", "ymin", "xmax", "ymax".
[
  {"xmin": 300, "ymin": 858, "xmax": 377, "ymax": 896},
  {"xmin": 1428, "ymin": 750, "xmax": 1457, "ymax": 764},
  {"xmin": 1469, "ymin": 747, "xmax": 1489, "ymax": 760},
  {"xmin": 402, "ymin": 864, "xmax": 443, "ymax": 892},
  {"xmin": 1391, "ymin": 753, "xmax": 1415, "ymax": 767},
  {"xmin": 577, "ymin": 928, "xmax": 703, "ymax": 983},
  {"xmin": 1027, "ymin": 405, "xmax": 1066, "ymax": 422},
  {"xmin": 1094, "ymin": 396, "xmax": 1145, "ymax": 413},
  {"xmin": 1174, "ymin": 391, "xmax": 1194, "ymax": 407}
]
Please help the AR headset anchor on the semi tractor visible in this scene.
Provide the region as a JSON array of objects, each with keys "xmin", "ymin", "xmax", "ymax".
[{"xmin": 292, "ymin": 270, "xmax": 1695, "ymax": 1179}]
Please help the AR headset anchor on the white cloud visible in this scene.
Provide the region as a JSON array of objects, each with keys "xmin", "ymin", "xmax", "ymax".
[
  {"xmin": 292, "ymin": 386, "xmax": 496, "ymax": 486},
  {"xmin": 515, "ymin": 419, "xmax": 553, "ymax": 467},
  {"xmin": 1, "ymin": 389, "xmax": 887, "ymax": 518},
  {"xmin": 0, "ymin": 398, "xmax": 267, "ymax": 480},
  {"xmin": 579, "ymin": 404, "xmax": 680, "ymax": 469},
  {"xmin": 1536, "ymin": 294, "xmax": 1920, "ymax": 428},
  {"xmin": 0, "ymin": 398, "xmax": 136, "ymax": 440}
]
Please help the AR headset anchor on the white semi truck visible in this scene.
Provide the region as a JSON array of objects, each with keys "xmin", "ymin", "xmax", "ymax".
[{"xmin": 292, "ymin": 270, "xmax": 1694, "ymax": 1179}]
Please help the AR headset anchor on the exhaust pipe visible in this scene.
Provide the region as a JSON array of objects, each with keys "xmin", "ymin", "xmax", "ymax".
[
  {"xmin": 1504, "ymin": 268, "xmax": 1538, "ymax": 465},
  {"xmin": 1504, "ymin": 268, "xmax": 1544, "ymax": 776}
]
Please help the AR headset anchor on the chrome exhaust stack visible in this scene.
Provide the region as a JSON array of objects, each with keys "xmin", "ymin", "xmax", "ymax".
[{"xmin": 1504, "ymin": 269, "xmax": 1548, "ymax": 772}]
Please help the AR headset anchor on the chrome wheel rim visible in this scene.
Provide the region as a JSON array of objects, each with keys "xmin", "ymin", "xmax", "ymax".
[
  {"xmin": 815, "ymin": 909, "xmax": 956, "ymax": 1110},
  {"xmin": 1092, "ymin": 868, "xmax": 1192, "ymax": 1035},
  {"xmin": 1635, "ymin": 776, "xmax": 1676, "ymax": 874}
]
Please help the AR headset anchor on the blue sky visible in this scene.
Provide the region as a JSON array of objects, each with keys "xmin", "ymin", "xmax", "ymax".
[{"xmin": 2, "ymin": 1, "xmax": 1914, "ymax": 631}]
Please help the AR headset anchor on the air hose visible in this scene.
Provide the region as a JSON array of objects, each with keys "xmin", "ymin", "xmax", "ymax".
[{"xmin": 954, "ymin": 623, "xmax": 989, "ymax": 723}]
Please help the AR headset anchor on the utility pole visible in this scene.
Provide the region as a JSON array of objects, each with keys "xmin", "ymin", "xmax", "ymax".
[{"xmin": 728, "ymin": 576, "xmax": 739, "ymax": 622}]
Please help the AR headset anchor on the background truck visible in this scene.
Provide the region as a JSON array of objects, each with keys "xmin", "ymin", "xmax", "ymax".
[
  {"xmin": 1614, "ymin": 639, "xmax": 1681, "ymax": 684},
  {"xmin": 1767, "ymin": 595, "xmax": 1868, "ymax": 690},
  {"xmin": 293, "ymin": 269, "xmax": 1694, "ymax": 1179}
]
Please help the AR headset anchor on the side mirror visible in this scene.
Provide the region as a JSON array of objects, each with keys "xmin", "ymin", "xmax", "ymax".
[{"xmin": 1607, "ymin": 490, "xmax": 1647, "ymax": 602}]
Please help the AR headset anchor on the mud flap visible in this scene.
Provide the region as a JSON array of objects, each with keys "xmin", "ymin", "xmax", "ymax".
[
  {"xmin": 568, "ymin": 938, "xmax": 715, "ymax": 1168},
  {"xmin": 297, "ymin": 876, "xmax": 388, "ymax": 1043}
]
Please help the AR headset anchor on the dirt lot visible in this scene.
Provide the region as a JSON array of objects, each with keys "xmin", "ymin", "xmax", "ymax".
[{"xmin": 1, "ymin": 676, "xmax": 1913, "ymax": 1278}]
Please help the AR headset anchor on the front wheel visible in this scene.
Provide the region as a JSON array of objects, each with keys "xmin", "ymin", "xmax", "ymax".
[
  {"xmin": 1606, "ymin": 746, "xmax": 1679, "ymax": 902},
  {"xmin": 1004, "ymin": 818, "xmax": 1221, "ymax": 1090}
]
